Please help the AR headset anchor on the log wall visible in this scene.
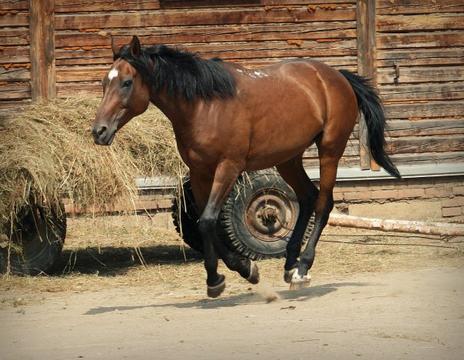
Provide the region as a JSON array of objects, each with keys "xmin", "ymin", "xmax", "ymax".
[
  {"xmin": 0, "ymin": 0, "xmax": 31, "ymax": 107},
  {"xmin": 52, "ymin": 0, "xmax": 357, "ymax": 97},
  {"xmin": 377, "ymin": 0, "xmax": 464, "ymax": 167},
  {"xmin": 0, "ymin": 0, "xmax": 463, "ymax": 173}
]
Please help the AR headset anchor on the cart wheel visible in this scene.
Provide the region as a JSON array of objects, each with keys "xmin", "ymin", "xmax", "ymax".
[
  {"xmin": 0, "ymin": 200, "xmax": 66, "ymax": 275},
  {"xmin": 171, "ymin": 178, "xmax": 203, "ymax": 253},
  {"xmin": 218, "ymin": 170, "xmax": 311, "ymax": 260}
]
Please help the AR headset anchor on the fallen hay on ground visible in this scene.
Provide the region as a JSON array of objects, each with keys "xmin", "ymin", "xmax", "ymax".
[{"xmin": 0, "ymin": 96, "xmax": 185, "ymax": 230}]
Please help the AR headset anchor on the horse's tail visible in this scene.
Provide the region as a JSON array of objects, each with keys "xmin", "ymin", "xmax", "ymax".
[{"xmin": 339, "ymin": 69, "xmax": 401, "ymax": 179}]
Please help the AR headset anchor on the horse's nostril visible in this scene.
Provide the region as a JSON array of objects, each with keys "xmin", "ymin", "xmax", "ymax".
[{"xmin": 96, "ymin": 125, "xmax": 107, "ymax": 137}]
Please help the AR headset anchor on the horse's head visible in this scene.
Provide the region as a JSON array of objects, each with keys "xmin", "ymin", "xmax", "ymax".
[{"xmin": 92, "ymin": 36, "xmax": 150, "ymax": 145}]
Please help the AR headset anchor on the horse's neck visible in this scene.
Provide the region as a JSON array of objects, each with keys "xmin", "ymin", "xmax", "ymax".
[{"xmin": 150, "ymin": 91, "xmax": 196, "ymax": 133}]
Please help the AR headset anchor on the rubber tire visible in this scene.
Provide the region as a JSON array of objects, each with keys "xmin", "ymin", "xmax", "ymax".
[
  {"xmin": 218, "ymin": 170, "xmax": 303, "ymax": 260},
  {"xmin": 171, "ymin": 178, "xmax": 203, "ymax": 253},
  {"xmin": 0, "ymin": 200, "xmax": 66, "ymax": 275}
]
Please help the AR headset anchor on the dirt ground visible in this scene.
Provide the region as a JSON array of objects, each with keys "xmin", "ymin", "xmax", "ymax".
[{"xmin": 0, "ymin": 214, "xmax": 463, "ymax": 360}]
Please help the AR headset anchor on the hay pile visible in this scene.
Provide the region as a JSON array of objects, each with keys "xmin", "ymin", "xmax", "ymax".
[{"xmin": 0, "ymin": 97, "xmax": 185, "ymax": 229}]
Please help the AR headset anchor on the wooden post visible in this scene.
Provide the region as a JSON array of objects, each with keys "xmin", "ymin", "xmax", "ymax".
[
  {"xmin": 29, "ymin": 0, "xmax": 56, "ymax": 101},
  {"xmin": 356, "ymin": 0, "xmax": 377, "ymax": 170}
]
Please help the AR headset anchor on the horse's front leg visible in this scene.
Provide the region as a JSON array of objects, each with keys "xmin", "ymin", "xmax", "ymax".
[{"xmin": 190, "ymin": 160, "xmax": 258, "ymax": 298}]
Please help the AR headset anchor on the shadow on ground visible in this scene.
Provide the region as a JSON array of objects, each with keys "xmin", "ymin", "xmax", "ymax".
[
  {"xmin": 53, "ymin": 244, "xmax": 203, "ymax": 277},
  {"xmin": 84, "ymin": 281, "xmax": 370, "ymax": 314}
]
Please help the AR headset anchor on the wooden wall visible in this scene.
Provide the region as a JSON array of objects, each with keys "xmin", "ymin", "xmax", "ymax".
[
  {"xmin": 1, "ymin": 0, "xmax": 463, "ymax": 172},
  {"xmin": 376, "ymin": 0, "xmax": 464, "ymax": 167},
  {"xmin": 52, "ymin": 0, "xmax": 357, "ymax": 97},
  {"xmin": 0, "ymin": 0, "xmax": 30, "ymax": 107}
]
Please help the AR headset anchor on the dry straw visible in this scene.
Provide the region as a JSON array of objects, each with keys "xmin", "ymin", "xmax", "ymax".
[{"xmin": 0, "ymin": 96, "xmax": 185, "ymax": 230}]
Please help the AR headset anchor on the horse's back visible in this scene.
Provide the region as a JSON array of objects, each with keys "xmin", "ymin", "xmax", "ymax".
[
  {"xmin": 263, "ymin": 59, "xmax": 358, "ymax": 136},
  {"xmin": 225, "ymin": 59, "xmax": 356, "ymax": 170}
]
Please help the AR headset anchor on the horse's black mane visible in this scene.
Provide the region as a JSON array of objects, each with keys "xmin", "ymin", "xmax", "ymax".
[{"xmin": 116, "ymin": 44, "xmax": 236, "ymax": 101}]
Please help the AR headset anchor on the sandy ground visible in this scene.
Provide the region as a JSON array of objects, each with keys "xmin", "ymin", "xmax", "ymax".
[{"xmin": 0, "ymin": 214, "xmax": 463, "ymax": 360}]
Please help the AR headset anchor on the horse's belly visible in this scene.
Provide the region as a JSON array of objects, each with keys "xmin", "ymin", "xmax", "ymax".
[{"xmin": 245, "ymin": 117, "xmax": 322, "ymax": 171}]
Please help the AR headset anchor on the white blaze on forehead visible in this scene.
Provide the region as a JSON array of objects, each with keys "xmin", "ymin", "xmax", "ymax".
[{"xmin": 108, "ymin": 68, "xmax": 119, "ymax": 81}]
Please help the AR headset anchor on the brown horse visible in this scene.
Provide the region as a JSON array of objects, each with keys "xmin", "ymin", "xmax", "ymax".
[{"xmin": 92, "ymin": 36, "xmax": 400, "ymax": 298}]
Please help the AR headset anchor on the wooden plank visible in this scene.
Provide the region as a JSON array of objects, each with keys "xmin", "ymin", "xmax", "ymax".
[
  {"xmin": 54, "ymin": 6, "xmax": 356, "ymax": 30},
  {"xmin": 0, "ymin": 66, "xmax": 30, "ymax": 81},
  {"xmin": 54, "ymin": 50, "xmax": 357, "ymax": 69},
  {"xmin": 161, "ymin": 0, "xmax": 261, "ymax": 8},
  {"xmin": 377, "ymin": 47, "xmax": 464, "ymax": 62},
  {"xmin": 0, "ymin": 82, "xmax": 31, "ymax": 100},
  {"xmin": 378, "ymin": 14, "xmax": 464, "ymax": 32},
  {"xmin": 390, "ymin": 152, "xmax": 464, "ymax": 166},
  {"xmin": 160, "ymin": 0, "xmax": 356, "ymax": 9},
  {"xmin": 380, "ymin": 82, "xmax": 464, "ymax": 102},
  {"xmin": 0, "ymin": 35, "xmax": 29, "ymax": 46},
  {"xmin": 0, "ymin": 46, "xmax": 30, "ymax": 64},
  {"xmin": 0, "ymin": 11, "xmax": 29, "ymax": 27},
  {"xmin": 378, "ymin": 66, "xmax": 464, "ymax": 85},
  {"xmin": 386, "ymin": 135, "xmax": 464, "ymax": 154},
  {"xmin": 378, "ymin": 32, "xmax": 464, "ymax": 49},
  {"xmin": 56, "ymin": 81, "xmax": 101, "ymax": 97},
  {"xmin": 379, "ymin": 57, "xmax": 464, "ymax": 68},
  {"xmin": 116, "ymin": 38, "xmax": 358, "ymax": 58},
  {"xmin": 29, "ymin": 0, "xmax": 55, "ymax": 101},
  {"xmin": 377, "ymin": 0, "xmax": 464, "ymax": 15},
  {"xmin": 0, "ymin": 99, "xmax": 32, "ymax": 112},
  {"xmin": 377, "ymin": 47, "xmax": 464, "ymax": 71},
  {"xmin": 0, "ymin": 0, "xmax": 28, "ymax": 10},
  {"xmin": 56, "ymin": 66, "xmax": 108, "ymax": 82},
  {"xmin": 54, "ymin": 45, "xmax": 357, "ymax": 66},
  {"xmin": 357, "ymin": 0, "xmax": 376, "ymax": 170},
  {"xmin": 386, "ymin": 119, "xmax": 464, "ymax": 137},
  {"xmin": 54, "ymin": 38, "xmax": 356, "ymax": 73},
  {"xmin": 55, "ymin": 21, "xmax": 356, "ymax": 48},
  {"xmin": 384, "ymin": 101, "xmax": 464, "ymax": 119},
  {"xmin": 0, "ymin": 27, "xmax": 29, "ymax": 37},
  {"xmin": 54, "ymin": 0, "xmax": 356, "ymax": 13},
  {"xmin": 55, "ymin": 0, "xmax": 161, "ymax": 12},
  {"xmin": 328, "ymin": 213, "xmax": 464, "ymax": 237},
  {"xmin": 56, "ymin": 39, "xmax": 357, "ymax": 58}
]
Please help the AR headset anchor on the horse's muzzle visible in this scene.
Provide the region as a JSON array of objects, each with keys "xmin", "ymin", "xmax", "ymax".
[{"xmin": 92, "ymin": 124, "xmax": 116, "ymax": 145}]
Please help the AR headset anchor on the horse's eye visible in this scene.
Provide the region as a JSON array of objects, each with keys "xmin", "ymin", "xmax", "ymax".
[{"xmin": 122, "ymin": 79, "xmax": 133, "ymax": 88}]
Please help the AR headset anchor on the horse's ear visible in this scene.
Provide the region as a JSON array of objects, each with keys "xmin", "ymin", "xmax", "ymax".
[
  {"xmin": 129, "ymin": 35, "xmax": 141, "ymax": 58},
  {"xmin": 111, "ymin": 35, "xmax": 119, "ymax": 57}
]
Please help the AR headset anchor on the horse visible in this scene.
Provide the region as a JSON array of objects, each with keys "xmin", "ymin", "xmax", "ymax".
[{"xmin": 92, "ymin": 36, "xmax": 401, "ymax": 298}]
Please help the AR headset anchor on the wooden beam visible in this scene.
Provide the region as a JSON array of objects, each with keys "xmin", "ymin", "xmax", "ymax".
[
  {"xmin": 29, "ymin": 0, "xmax": 55, "ymax": 101},
  {"xmin": 356, "ymin": 0, "xmax": 376, "ymax": 170},
  {"xmin": 329, "ymin": 213, "xmax": 464, "ymax": 237}
]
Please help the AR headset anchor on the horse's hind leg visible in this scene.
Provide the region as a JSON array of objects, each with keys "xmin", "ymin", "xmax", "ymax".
[
  {"xmin": 276, "ymin": 155, "xmax": 318, "ymax": 282},
  {"xmin": 191, "ymin": 160, "xmax": 258, "ymax": 298},
  {"xmin": 290, "ymin": 135, "xmax": 345, "ymax": 289}
]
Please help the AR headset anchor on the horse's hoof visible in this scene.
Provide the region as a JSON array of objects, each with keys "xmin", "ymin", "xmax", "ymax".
[
  {"xmin": 207, "ymin": 275, "xmax": 226, "ymax": 298},
  {"xmin": 289, "ymin": 270, "xmax": 311, "ymax": 290},
  {"xmin": 247, "ymin": 261, "xmax": 260, "ymax": 284},
  {"xmin": 284, "ymin": 268, "xmax": 297, "ymax": 284}
]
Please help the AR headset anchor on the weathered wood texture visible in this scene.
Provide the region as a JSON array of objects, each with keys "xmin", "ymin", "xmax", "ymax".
[
  {"xmin": 0, "ymin": 0, "xmax": 30, "ymax": 107},
  {"xmin": 376, "ymin": 0, "xmax": 464, "ymax": 168}
]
